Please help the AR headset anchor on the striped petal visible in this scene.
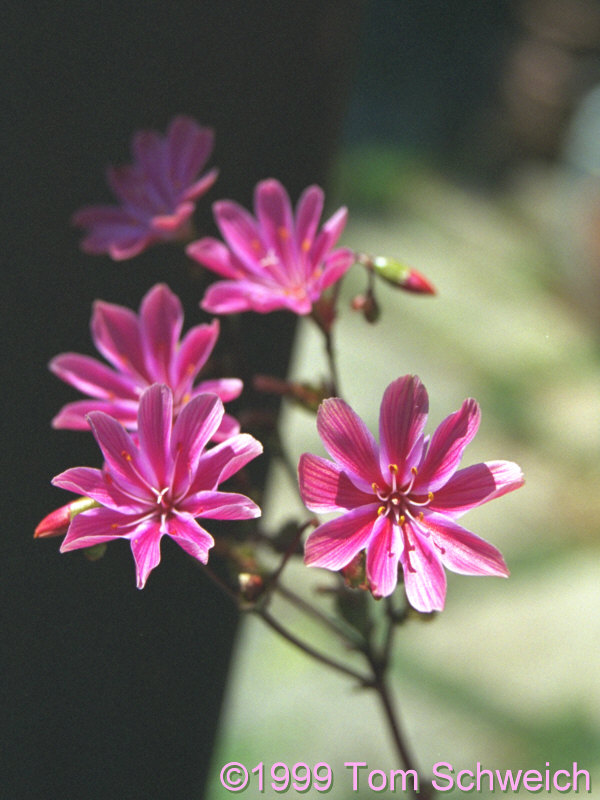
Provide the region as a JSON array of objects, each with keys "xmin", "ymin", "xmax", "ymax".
[
  {"xmin": 420, "ymin": 512, "xmax": 509, "ymax": 577},
  {"xmin": 139, "ymin": 283, "xmax": 183, "ymax": 383},
  {"xmin": 49, "ymin": 353, "xmax": 138, "ymax": 400},
  {"xmin": 298, "ymin": 453, "xmax": 374, "ymax": 513},
  {"xmin": 379, "ymin": 375, "xmax": 429, "ymax": 484},
  {"xmin": 430, "ymin": 460, "xmax": 524, "ymax": 518},
  {"xmin": 304, "ymin": 504, "xmax": 379, "ymax": 570},
  {"xmin": 365, "ymin": 514, "xmax": 402, "ymax": 597},
  {"xmin": 413, "ymin": 398, "xmax": 480, "ymax": 493},
  {"xmin": 130, "ymin": 521, "xmax": 163, "ymax": 589},
  {"xmin": 317, "ymin": 398, "xmax": 382, "ymax": 489},
  {"xmin": 401, "ymin": 525, "xmax": 447, "ymax": 613}
]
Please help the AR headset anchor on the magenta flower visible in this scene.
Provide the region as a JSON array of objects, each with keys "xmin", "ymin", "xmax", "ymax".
[
  {"xmin": 186, "ymin": 178, "xmax": 355, "ymax": 315},
  {"xmin": 50, "ymin": 283, "xmax": 242, "ymax": 442},
  {"xmin": 52, "ymin": 384, "xmax": 262, "ymax": 588},
  {"xmin": 72, "ymin": 116, "xmax": 218, "ymax": 260},
  {"xmin": 299, "ymin": 375, "xmax": 524, "ymax": 612}
]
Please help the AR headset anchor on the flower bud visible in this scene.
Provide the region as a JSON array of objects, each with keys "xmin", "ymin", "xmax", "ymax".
[
  {"xmin": 351, "ymin": 292, "xmax": 380, "ymax": 323},
  {"xmin": 372, "ymin": 256, "xmax": 435, "ymax": 294},
  {"xmin": 34, "ymin": 497, "xmax": 100, "ymax": 538}
]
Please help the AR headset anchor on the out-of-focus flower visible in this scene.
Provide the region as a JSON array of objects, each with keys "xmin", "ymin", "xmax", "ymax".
[
  {"xmin": 72, "ymin": 116, "xmax": 218, "ymax": 260},
  {"xmin": 53, "ymin": 384, "xmax": 262, "ymax": 588},
  {"xmin": 187, "ymin": 179, "xmax": 355, "ymax": 315},
  {"xmin": 50, "ymin": 283, "xmax": 242, "ymax": 442},
  {"xmin": 299, "ymin": 375, "xmax": 524, "ymax": 612}
]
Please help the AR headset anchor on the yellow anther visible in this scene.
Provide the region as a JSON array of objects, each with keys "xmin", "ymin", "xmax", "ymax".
[
  {"xmin": 278, "ymin": 226, "xmax": 290, "ymax": 240},
  {"xmin": 301, "ymin": 237, "xmax": 311, "ymax": 252},
  {"xmin": 418, "ymin": 512, "xmax": 424, "ymax": 521},
  {"xmin": 428, "ymin": 491, "xmax": 434, "ymax": 501},
  {"xmin": 121, "ymin": 450, "xmax": 132, "ymax": 462},
  {"xmin": 372, "ymin": 482, "xmax": 379, "ymax": 492},
  {"xmin": 411, "ymin": 466, "xmax": 418, "ymax": 475},
  {"xmin": 399, "ymin": 514, "xmax": 406, "ymax": 525},
  {"xmin": 389, "ymin": 463, "xmax": 398, "ymax": 474},
  {"xmin": 377, "ymin": 506, "xmax": 386, "ymax": 516},
  {"xmin": 182, "ymin": 392, "xmax": 191, "ymax": 404}
]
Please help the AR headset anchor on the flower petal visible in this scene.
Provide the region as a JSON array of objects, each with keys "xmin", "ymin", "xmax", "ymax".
[
  {"xmin": 180, "ymin": 489, "xmax": 261, "ymax": 520},
  {"xmin": 139, "ymin": 284, "xmax": 184, "ymax": 383},
  {"xmin": 186, "ymin": 237, "xmax": 246, "ymax": 279},
  {"xmin": 188, "ymin": 433, "xmax": 263, "ymax": 493},
  {"xmin": 379, "ymin": 375, "xmax": 429, "ymax": 483},
  {"xmin": 201, "ymin": 279, "xmax": 288, "ymax": 314},
  {"xmin": 213, "ymin": 199, "xmax": 266, "ymax": 273},
  {"xmin": 255, "ymin": 179, "xmax": 297, "ymax": 276},
  {"xmin": 136, "ymin": 384, "xmax": 173, "ymax": 488},
  {"xmin": 212, "ymin": 411, "xmax": 241, "ymax": 442},
  {"xmin": 401, "ymin": 524, "xmax": 447, "ymax": 612},
  {"xmin": 315, "ymin": 248, "xmax": 355, "ymax": 292},
  {"xmin": 49, "ymin": 353, "xmax": 138, "ymax": 400},
  {"xmin": 52, "ymin": 466, "xmax": 147, "ymax": 512},
  {"xmin": 304, "ymin": 504, "xmax": 379, "ymax": 570},
  {"xmin": 413, "ymin": 398, "xmax": 480, "ymax": 493},
  {"xmin": 309, "ymin": 205, "xmax": 348, "ymax": 266},
  {"xmin": 419, "ymin": 511, "xmax": 509, "ymax": 577},
  {"xmin": 430, "ymin": 460, "xmax": 524, "ymax": 518},
  {"xmin": 167, "ymin": 117, "xmax": 214, "ymax": 189},
  {"xmin": 295, "ymin": 185, "xmax": 324, "ymax": 255},
  {"xmin": 91, "ymin": 299, "xmax": 148, "ymax": 382},
  {"xmin": 60, "ymin": 506, "xmax": 141, "ymax": 551},
  {"xmin": 87, "ymin": 410, "xmax": 155, "ymax": 500},
  {"xmin": 165, "ymin": 510, "xmax": 214, "ymax": 563},
  {"xmin": 172, "ymin": 320, "xmax": 219, "ymax": 392},
  {"xmin": 298, "ymin": 453, "xmax": 374, "ymax": 513},
  {"xmin": 130, "ymin": 521, "xmax": 163, "ymax": 589},
  {"xmin": 170, "ymin": 393, "xmax": 224, "ymax": 494},
  {"xmin": 365, "ymin": 514, "xmax": 402, "ymax": 597},
  {"xmin": 51, "ymin": 398, "xmax": 139, "ymax": 431},
  {"xmin": 317, "ymin": 397, "xmax": 382, "ymax": 489}
]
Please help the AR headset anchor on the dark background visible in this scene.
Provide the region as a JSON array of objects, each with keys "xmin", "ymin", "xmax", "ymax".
[{"xmin": 4, "ymin": 1, "xmax": 572, "ymax": 797}]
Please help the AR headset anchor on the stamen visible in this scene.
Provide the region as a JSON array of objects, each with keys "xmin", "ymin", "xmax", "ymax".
[
  {"xmin": 121, "ymin": 450, "xmax": 132, "ymax": 462},
  {"xmin": 388, "ymin": 463, "xmax": 398, "ymax": 492},
  {"xmin": 278, "ymin": 226, "xmax": 290, "ymax": 240},
  {"xmin": 301, "ymin": 237, "xmax": 311, "ymax": 252},
  {"xmin": 377, "ymin": 506, "xmax": 386, "ymax": 516}
]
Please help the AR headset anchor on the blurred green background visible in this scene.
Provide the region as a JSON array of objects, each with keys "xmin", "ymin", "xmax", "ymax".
[{"xmin": 206, "ymin": 109, "xmax": 600, "ymax": 800}]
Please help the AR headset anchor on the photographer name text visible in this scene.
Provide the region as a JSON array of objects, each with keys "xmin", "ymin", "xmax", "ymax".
[{"xmin": 219, "ymin": 760, "xmax": 591, "ymax": 793}]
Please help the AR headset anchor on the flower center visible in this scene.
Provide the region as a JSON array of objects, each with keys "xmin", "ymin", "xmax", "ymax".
[{"xmin": 372, "ymin": 464, "xmax": 434, "ymax": 572}]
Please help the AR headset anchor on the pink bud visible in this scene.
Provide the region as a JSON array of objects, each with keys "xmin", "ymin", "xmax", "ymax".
[{"xmin": 34, "ymin": 497, "xmax": 99, "ymax": 538}]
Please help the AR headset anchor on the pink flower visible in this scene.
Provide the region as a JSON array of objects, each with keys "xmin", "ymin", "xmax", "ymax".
[
  {"xmin": 50, "ymin": 283, "xmax": 242, "ymax": 442},
  {"xmin": 72, "ymin": 116, "xmax": 218, "ymax": 260},
  {"xmin": 186, "ymin": 178, "xmax": 355, "ymax": 315},
  {"xmin": 53, "ymin": 384, "xmax": 262, "ymax": 588},
  {"xmin": 299, "ymin": 375, "xmax": 524, "ymax": 612}
]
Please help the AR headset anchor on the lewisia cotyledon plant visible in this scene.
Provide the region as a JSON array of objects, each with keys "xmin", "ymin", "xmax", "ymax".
[
  {"xmin": 298, "ymin": 375, "xmax": 524, "ymax": 612},
  {"xmin": 53, "ymin": 384, "xmax": 262, "ymax": 588},
  {"xmin": 186, "ymin": 178, "xmax": 355, "ymax": 314},
  {"xmin": 72, "ymin": 116, "xmax": 218, "ymax": 260},
  {"xmin": 50, "ymin": 283, "xmax": 242, "ymax": 442}
]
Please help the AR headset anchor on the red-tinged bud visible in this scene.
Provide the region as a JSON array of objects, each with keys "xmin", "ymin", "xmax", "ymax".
[
  {"xmin": 34, "ymin": 497, "xmax": 99, "ymax": 538},
  {"xmin": 401, "ymin": 267, "xmax": 436, "ymax": 295},
  {"xmin": 238, "ymin": 572, "xmax": 264, "ymax": 602},
  {"xmin": 371, "ymin": 255, "xmax": 436, "ymax": 295},
  {"xmin": 350, "ymin": 292, "xmax": 380, "ymax": 323}
]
